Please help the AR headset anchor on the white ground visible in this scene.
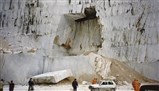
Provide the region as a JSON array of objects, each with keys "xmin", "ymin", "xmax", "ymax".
[{"xmin": 3, "ymin": 84, "xmax": 133, "ymax": 91}]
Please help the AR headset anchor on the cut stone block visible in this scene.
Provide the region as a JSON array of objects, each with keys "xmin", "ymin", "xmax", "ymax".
[{"xmin": 32, "ymin": 69, "xmax": 73, "ymax": 84}]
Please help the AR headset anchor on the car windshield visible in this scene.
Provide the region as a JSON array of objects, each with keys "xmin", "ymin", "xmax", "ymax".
[
  {"xmin": 101, "ymin": 82, "xmax": 107, "ymax": 85},
  {"xmin": 108, "ymin": 82, "xmax": 113, "ymax": 85},
  {"xmin": 101, "ymin": 81, "xmax": 113, "ymax": 85}
]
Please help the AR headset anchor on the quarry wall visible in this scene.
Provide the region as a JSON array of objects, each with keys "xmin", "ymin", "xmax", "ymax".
[{"xmin": 0, "ymin": 0, "xmax": 158, "ymax": 84}]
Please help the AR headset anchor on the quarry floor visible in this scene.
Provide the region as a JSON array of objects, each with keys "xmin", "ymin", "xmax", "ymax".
[{"xmin": 3, "ymin": 84, "xmax": 133, "ymax": 91}]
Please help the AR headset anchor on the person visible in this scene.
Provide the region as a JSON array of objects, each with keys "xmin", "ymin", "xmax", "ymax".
[
  {"xmin": 8, "ymin": 80, "xmax": 14, "ymax": 91},
  {"xmin": 92, "ymin": 78, "xmax": 97, "ymax": 84},
  {"xmin": 28, "ymin": 78, "xmax": 34, "ymax": 91},
  {"xmin": 132, "ymin": 79, "xmax": 140, "ymax": 91},
  {"xmin": 0, "ymin": 79, "xmax": 4, "ymax": 91},
  {"xmin": 72, "ymin": 79, "xmax": 78, "ymax": 91}
]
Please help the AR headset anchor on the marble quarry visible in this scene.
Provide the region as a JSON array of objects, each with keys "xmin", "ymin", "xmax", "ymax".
[{"xmin": 0, "ymin": 0, "xmax": 159, "ymax": 84}]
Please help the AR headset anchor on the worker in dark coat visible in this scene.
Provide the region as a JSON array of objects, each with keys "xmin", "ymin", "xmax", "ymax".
[
  {"xmin": 72, "ymin": 79, "xmax": 78, "ymax": 91},
  {"xmin": 8, "ymin": 80, "xmax": 14, "ymax": 91},
  {"xmin": 28, "ymin": 78, "xmax": 34, "ymax": 91},
  {"xmin": 0, "ymin": 79, "xmax": 4, "ymax": 91}
]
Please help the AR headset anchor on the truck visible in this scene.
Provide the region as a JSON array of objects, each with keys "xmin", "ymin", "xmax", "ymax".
[{"xmin": 139, "ymin": 83, "xmax": 159, "ymax": 91}]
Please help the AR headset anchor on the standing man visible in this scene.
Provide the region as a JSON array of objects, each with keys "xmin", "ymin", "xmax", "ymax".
[
  {"xmin": 28, "ymin": 78, "xmax": 34, "ymax": 91},
  {"xmin": 132, "ymin": 79, "xmax": 140, "ymax": 91},
  {"xmin": 0, "ymin": 79, "xmax": 4, "ymax": 91},
  {"xmin": 92, "ymin": 78, "xmax": 97, "ymax": 84},
  {"xmin": 72, "ymin": 79, "xmax": 78, "ymax": 91},
  {"xmin": 8, "ymin": 80, "xmax": 14, "ymax": 91}
]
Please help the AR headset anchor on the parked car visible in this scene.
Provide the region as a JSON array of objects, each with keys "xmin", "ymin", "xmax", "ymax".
[
  {"xmin": 139, "ymin": 84, "xmax": 159, "ymax": 91},
  {"xmin": 88, "ymin": 80, "xmax": 116, "ymax": 91}
]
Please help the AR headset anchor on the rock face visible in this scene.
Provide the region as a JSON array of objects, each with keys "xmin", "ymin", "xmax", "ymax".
[
  {"xmin": 95, "ymin": 0, "xmax": 159, "ymax": 81},
  {"xmin": 0, "ymin": 0, "xmax": 159, "ymax": 84}
]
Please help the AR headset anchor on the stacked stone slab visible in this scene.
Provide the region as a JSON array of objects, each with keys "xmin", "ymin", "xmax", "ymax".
[{"xmin": 32, "ymin": 69, "xmax": 73, "ymax": 84}]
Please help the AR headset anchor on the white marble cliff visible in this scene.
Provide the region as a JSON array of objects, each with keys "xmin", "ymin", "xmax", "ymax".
[{"xmin": 0, "ymin": 0, "xmax": 158, "ymax": 84}]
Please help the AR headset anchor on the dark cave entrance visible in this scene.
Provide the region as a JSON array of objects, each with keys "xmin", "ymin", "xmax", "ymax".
[{"xmin": 54, "ymin": 6, "xmax": 103, "ymax": 55}]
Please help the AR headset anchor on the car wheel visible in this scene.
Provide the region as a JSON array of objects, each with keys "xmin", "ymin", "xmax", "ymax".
[
  {"xmin": 88, "ymin": 86, "xmax": 93, "ymax": 89},
  {"xmin": 111, "ymin": 88, "xmax": 116, "ymax": 91}
]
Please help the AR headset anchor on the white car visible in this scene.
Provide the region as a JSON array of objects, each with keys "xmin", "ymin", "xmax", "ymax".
[{"xmin": 88, "ymin": 80, "xmax": 116, "ymax": 91}]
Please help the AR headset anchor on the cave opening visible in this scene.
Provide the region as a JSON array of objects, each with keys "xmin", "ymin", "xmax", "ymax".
[{"xmin": 54, "ymin": 6, "xmax": 102, "ymax": 55}]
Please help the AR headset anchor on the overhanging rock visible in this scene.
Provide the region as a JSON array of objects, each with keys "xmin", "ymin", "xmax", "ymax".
[{"xmin": 32, "ymin": 69, "xmax": 73, "ymax": 84}]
